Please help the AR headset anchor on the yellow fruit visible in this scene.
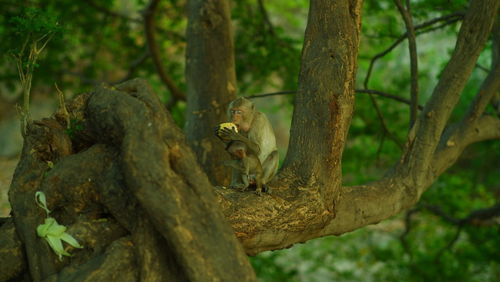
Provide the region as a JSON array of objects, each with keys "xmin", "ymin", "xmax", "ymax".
[{"xmin": 218, "ymin": 122, "xmax": 238, "ymax": 134}]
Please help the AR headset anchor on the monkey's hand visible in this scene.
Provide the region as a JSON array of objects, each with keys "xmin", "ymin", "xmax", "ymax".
[{"xmin": 219, "ymin": 128, "xmax": 241, "ymax": 141}]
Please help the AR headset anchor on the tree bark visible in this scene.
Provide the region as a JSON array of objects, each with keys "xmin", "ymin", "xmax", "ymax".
[
  {"xmin": 6, "ymin": 79, "xmax": 255, "ymax": 281},
  {"xmin": 282, "ymin": 0, "xmax": 363, "ymax": 209},
  {"xmin": 2, "ymin": 0, "xmax": 499, "ymax": 280},
  {"xmin": 185, "ymin": 0, "xmax": 237, "ymax": 185}
]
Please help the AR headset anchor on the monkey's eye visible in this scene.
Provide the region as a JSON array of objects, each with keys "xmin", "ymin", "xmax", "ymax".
[{"xmin": 231, "ymin": 110, "xmax": 242, "ymax": 115}]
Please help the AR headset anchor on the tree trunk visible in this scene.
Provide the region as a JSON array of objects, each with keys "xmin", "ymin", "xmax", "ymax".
[
  {"xmin": 5, "ymin": 79, "xmax": 255, "ymax": 281},
  {"xmin": 2, "ymin": 0, "xmax": 499, "ymax": 280},
  {"xmin": 282, "ymin": 0, "xmax": 362, "ymax": 209},
  {"xmin": 185, "ymin": 0, "xmax": 237, "ymax": 185}
]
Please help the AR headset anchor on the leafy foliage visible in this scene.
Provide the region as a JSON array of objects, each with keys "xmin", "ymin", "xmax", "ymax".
[{"xmin": 0, "ymin": 0, "xmax": 497, "ymax": 280}]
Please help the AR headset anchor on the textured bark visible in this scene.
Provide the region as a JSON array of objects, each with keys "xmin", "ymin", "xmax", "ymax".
[
  {"xmin": 212, "ymin": 0, "xmax": 498, "ymax": 254},
  {"xmin": 402, "ymin": 0, "xmax": 499, "ymax": 194},
  {"xmin": 6, "ymin": 79, "xmax": 255, "ymax": 281},
  {"xmin": 185, "ymin": 0, "xmax": 237, "ymax": 185},
  {"xmin": 0, "ymin": 218, "xmax": 26, "ymax": 281},
  {"xmin": 282, "ymin": 0, "xmax": 362, "ymax": 209},
  {"xmin": 2, "ymin": 0, "xmax": 499, "ymax": 279}
]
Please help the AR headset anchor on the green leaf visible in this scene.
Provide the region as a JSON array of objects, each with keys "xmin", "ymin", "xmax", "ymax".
[
  {"xmin": 35, "ymin": 191, "xmax": 82, "ymax": 260},
  {"xmin": 60, "ymin": 233, "xmax": 83, "ymax": 249},
  {"xmin": 35, "ymin": 191, "xmax": 51, "ymax": 215},
  {"xmin": 46, "ymin": 235, "xmax": 71, "ymax": 260}
]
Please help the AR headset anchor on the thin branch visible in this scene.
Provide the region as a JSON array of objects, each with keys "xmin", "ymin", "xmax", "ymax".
[
  {"xmin": 475, "ymin": 63, "xmax": 490, "ymax": 73},
  {"xmin": 246, "ymin": 89, "xmax": 414, "ymax": 152},
  {"xmin": 400, "ymin": 208, "xmax": 420, "ymax": 257},
  {"xmin": 421, "ymin": 204, "xmax": 461, "ymax": 225},
  {"xmin": 356, "ymin": 89, "xmax": 423, "ymax": 110},
  {"xmin": 113, "ymin": 48, "xmax": 151, "ymax": 84},
  {"xmin": 363, "ymin": 11, "xmax": 463, "ymax": 89},
  {"xmin": 245, "ymin": 90, "xmax": 296, "ymax": 99},
  {"xmin": 434, "ymin": 226, "xmax": 462, "ymax": 264},
  {"xmin": 54, "ymin": 82, "xmax": 70, "ymax": 129},
  {"xmin": 257, "ymin": 0, "xmax": 275, "ymax": 36},
  {"xmin": 367, "ymin": 91, "xmax": 404, "ymax": 149},
  {"xmin": 422, "ymin": 203, "xmax": 500, "ymax": 226},
  {"xmin": 462, "ymin": 203, "xmax": 500, "ymax": 224},
  {"xmin": 463, "ymin": 60, "xmax": 500, "ymax": 122},
  {"xmin": 375, "ymin": 133, "xmax": 386, "ymax": 158},
  {"xmin": 247, "ymin": 89, "xmax": 424, "ymax": 111},
  {"xmin": 144, "ymin": 0, "xmax": 185, "ymax": 102},
  {"xmin": 394, "ymin": 0, "xmax": 419, "ymax": 128}
]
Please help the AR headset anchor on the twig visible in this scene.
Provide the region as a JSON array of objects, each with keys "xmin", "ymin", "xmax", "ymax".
[
  {"xmin": 394, "ymin": 0, "xmax": 419, "ymax": 128},
  {"xmin": 54, "ymin": 82, "xmax": 70, "ymax": 129},
  {"xmin": 15, "ymin": 32, "xmax": 55, "ymax": 136},
  {"xmin": 367, "ymin": 91, "xmax": 404, "ymax": 149},
  {"xmin": 144, "ymin": 0, "xmax": 185, "ymax": 102}
]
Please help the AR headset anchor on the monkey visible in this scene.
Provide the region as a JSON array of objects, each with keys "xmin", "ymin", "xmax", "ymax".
[
  {"xmin": 223, "ymin": 140, "xmax": 265, "ymax": 195},
  {"xmin": 218, "ymin": 97, "xmax": 279, "ymax": 189}
]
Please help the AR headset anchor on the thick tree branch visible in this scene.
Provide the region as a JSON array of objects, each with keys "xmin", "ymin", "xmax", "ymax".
[
  {"xmin": 394, "ymin": 0, "xmax": 419, "ymax": 127},
  {"xmin": 432, "ymin": 115, "xmax": 500, "ymax": 178},
  {"xmin": 463, "ymin": 60, "xmax": 500, "ymax": 122},
  {"xmin": 144, "ymin": 0, "xmax": 185, "ymax": 102},
  {"xmin": 282, "ymin": 0, "xmax": 363, "ymax": 207},
  {"xmin": 402, "ymin": 0, "xmax": 498, "ymax": 191},
  {"xmin": 86, "ymin": 79, "xmax": 254, "ymax": 280}
]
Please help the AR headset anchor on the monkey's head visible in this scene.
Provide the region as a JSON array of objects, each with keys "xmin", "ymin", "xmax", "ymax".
[
  {"xmin": 227, "ymin": 140, "xmax": 247, "ymax": 159},
  {"xmin": 227, "ymin": 97, "xmax": 255, "ymax": 133}
]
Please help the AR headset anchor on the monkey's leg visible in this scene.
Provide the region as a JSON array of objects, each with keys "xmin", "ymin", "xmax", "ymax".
[
  {"xmin": 240, "ymin": 174, "xmax": 250, "ymax": 192},
  {"xmin": 255, "ymin": 176, "xmax": 263, "ymax": 196},
  {"xmin": 230, "ymin": 168, "xmax": 246, "ymax": 190},
  {"xmin": 261, "ymin": 150, "xmax": 279, "ymax": 184}
]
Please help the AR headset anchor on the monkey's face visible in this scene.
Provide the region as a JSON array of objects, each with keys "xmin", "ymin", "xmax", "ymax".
[
  {"xmin": 233, "ymin": 149, "xmax": 246, "ymax": 159},
  {"xmin": 227, "ymin": 141, "xmax": 247, "ymax": 159},
  {"xmin": 229, "ymin": 107, "xmax": 252, "ymax": 132}
]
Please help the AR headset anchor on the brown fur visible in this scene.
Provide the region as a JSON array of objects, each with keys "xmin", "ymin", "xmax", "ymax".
[{"xmin": 220, "ymin": 98, "xmax": 279, "ymax": 190}]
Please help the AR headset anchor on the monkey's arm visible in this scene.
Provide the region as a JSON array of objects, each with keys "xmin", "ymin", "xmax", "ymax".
[
  {"xmin": 222, "ymin": 160, "xmax": 245, "ymax": 171},
  {"xmin": 219, "ymin": 128, "xmax": 261, "ymax": 156}
]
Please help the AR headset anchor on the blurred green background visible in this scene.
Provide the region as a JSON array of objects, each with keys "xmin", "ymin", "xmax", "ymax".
[{"xmin": 0, "ymin": 0, "xmax": 498, "ymax": 281}]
